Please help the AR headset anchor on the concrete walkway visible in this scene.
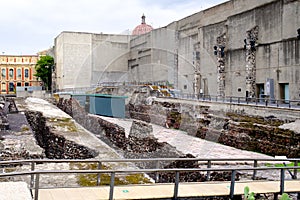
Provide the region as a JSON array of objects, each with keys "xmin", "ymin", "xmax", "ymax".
[
  {"xmin": 36, "ymin": 180, "xmax": 300, "ymax": 200},
  {"xmin": 0, "ymin": 182, "xmax": 32, "ymax": 200}
]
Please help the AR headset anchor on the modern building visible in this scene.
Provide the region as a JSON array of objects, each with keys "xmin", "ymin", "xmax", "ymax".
[
  {"xmin": 54, "ymin": 0, "xmax": 300, "ymax": 101},
  {"xmin": 0, "ymin": 55, "xmax": 40, "ymax": 95}
]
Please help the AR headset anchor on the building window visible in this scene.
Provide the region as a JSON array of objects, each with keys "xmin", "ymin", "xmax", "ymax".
[
  {"xmin": 17, "ymin": 82, "xmax": 21, "ymax": 87},
  {"xmin": 25, "ymin": 82, "xmax": 29, "ymax": 86},
  {"xmin": 9, "ymin": 69, "xmax": 14, "ymax": 78},
  {"xmin": 184, "ymin": 85, "xmax": 187, "ymax": 90},
  {"xmin": 9, "ymin": 82, "xmax": 14, "ymax": 92},
  {"xmin": 17, "ymin": 69, "xmax": 21, "ymax": 78},
  {"xmin": 238, "ymin": 88, "xmax": 242, "ymax": 92},
  {"xmin": 1, "ymin": 83, "xmax": 6, "ymax": 92},
  {"xmin": 1, "ymin": 69, "xmax": 5, "ymax": 78},
  {"xmin": 25, "ymin": 69, "xmax": 29, "ymax": 78}
]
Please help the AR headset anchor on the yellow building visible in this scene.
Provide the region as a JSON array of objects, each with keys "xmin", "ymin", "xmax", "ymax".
[{"xmin": 0, "ymin": 55, "xmax": 41, "ymax": 95}]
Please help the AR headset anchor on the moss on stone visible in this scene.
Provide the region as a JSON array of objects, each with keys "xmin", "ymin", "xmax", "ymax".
[
  {"xmin": 49, "ymin": 117, "xmax": 78, "ymax": 132},
  {"xmin": 226, "ymin": 112, "xmax": 284, "ymax": 127},
  {"xmin": 70, "ymin": 163, "xmax": 152, "ymax": 186}
]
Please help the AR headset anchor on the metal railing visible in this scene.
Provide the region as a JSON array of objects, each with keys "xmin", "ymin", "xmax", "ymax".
[
  {"xmin": 168, "ymin": 93, "xmax": 300, "ymax": 110},
  {"xmin": 1, "ymin": 158, "xmax": 299, "ymax": 200}
]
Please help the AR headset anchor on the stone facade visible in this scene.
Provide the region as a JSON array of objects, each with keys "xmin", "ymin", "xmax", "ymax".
[{"xmin": 54, "ymin": 0, "xmax": 300, "ymax": 101}]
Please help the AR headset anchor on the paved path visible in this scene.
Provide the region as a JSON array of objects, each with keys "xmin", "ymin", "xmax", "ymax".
[
  {"xmin": 37, "ymin": 180, "xmax": 300, "ymax": 200},
  {"xmin": 0, "ymin": 182, "xmax": 32, "ymax": 200}
]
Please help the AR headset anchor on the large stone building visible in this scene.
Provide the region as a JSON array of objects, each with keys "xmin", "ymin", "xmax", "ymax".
[
  {"xmin": 54, "ymin": 0, "xmax": 300, "ymax": 101},
  {"xmin": 0, "ymin": 55, "xmax": 40, "ymax": 95}
]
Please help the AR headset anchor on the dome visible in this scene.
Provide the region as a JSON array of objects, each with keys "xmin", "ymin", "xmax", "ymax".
[{"xmin": 132, "ymin": 14, "xmax": 153, "ymax": 35}]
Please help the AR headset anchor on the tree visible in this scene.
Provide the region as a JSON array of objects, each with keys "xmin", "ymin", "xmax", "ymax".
[{"xmin": 35, "ymin": 55, "xmax": 54, "ymax": 91}]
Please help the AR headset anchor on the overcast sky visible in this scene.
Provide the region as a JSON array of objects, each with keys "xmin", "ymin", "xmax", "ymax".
[{"xmin": 0, "ymin": 0, "xmax": 227, "ymax": 55}]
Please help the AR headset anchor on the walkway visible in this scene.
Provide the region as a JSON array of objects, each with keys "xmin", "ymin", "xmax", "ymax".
[{"xmin": 37, "ymin": 180, "xmax": 300, "ymax": 200}]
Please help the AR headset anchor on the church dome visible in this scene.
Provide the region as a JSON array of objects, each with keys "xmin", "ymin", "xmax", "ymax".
[{"xmin": 132, "ymin": 14, "xmax": 153, "ymax": 35}]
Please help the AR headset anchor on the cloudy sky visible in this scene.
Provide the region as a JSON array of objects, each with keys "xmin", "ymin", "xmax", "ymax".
[{"xmin": 0, "ymin": 0, "xmax": 227, "ymax": 55}]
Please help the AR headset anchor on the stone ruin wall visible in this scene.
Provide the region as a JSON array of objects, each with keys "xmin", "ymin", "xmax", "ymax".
[
  {"xmin": 25, "ymin": 110, "xmax": 98, "ymax": 159},
  {"xmin": 57, "ymin": 98, "xmax": 184, "ymax": 169},
  {"xmin": 128, "ymin": 99, "xmax": 300, "ymax": 158},
  {"xmin": 56, "ymin": 98, "xmax": 241, "ymax": 182}
]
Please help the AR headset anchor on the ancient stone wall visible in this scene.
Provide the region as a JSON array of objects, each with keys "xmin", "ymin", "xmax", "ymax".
[
  {"xmin": 25, "ymin": 110, "xmax": 98, "ymax": 159},
  {"xmin": 128, "ymin": 99, "xmax": 300, "ymax": 157},
  {"xmin": 57, "ymin": 98, "xmax": 184, "ymax": 168},
  {"xmin": 218, "ymin": 113, "xmax": 300, "ymax": 157}
]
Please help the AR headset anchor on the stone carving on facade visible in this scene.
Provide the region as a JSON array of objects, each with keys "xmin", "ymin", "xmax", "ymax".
[
  {"xmin": 244, "ymin": 26, "xmax": 259, "ymax": 99},
  {"xmin": 214, "ymin": 34, "xmax": 226, "ymax": 97},
  {"xmin": 174, "ymin": 31, "xmax": 179, "ymax": 89},
  {"xmin": 193, "ymin": 42, "xmax": 201, "ymax": 95}
]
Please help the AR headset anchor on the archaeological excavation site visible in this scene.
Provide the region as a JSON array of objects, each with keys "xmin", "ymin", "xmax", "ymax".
[{"xmin": 0, "ymin": 84, "xmax": 299, "ymax": 199}]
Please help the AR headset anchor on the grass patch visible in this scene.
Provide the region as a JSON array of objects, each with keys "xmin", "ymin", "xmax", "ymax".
[{"xmin": 70, "ymin": 163, "xmax": 152, "ymax": 186}]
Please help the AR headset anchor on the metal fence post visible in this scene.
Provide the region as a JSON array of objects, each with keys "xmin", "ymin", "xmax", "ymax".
[
  {"xmin": 229, "ymin": 170, "xmax": 236, "ymax": 199},
  {"xmin": 173, "ymin": 171, "xmax": 180, "ymax": 200},
  {"xmin": 109, "ymin": 172, "xmax": 115, "ymax": 200},
  {"xmin": 206, "ymin": 160, "xmax": 211, "ymax": 181},
  {"xmin": 252, "ymin": 160, "xmax": 257, "ymax": 180},
  {"xmin": 280, "ymin": 168, "xmax": 285, "ymax": 194},
  {"xmin": 30, "ymin": 161, "xmax": 35, "ymax": 189},
  {"xmin": 155, "ymin": 161, "xmax": 160, "ymax": 183},
  {"xmin": 96, "ymin": 161, "xmax": 102, "ymax": 186},
  {"xmin": 34, "ymin": 173, "xmax": 40, "ymax": 200},
  {"xmin": 294, "ymin": 161, "xmax": 298, "ymax": 179}
]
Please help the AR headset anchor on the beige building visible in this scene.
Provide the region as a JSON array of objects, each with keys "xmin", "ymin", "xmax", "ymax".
[
  {"xmin": 0, "ymin": 55, "xmax": 40, "ymax": 95},
  {"xmin": 54, "ymin": 0, "xmax": 300, "ymax": 101}
]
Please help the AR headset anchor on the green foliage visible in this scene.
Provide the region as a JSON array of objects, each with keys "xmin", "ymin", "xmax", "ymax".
[
  {"xmin": 244, "ymin": 186, "xmax": 291, "ymax": 200},
  {"xmin": 280, "ymin": 193, "xmax": 291, "ymax": 200},
  {"xmin": 244, "ymin": 186, "xmax": 255, "ymax": 200},
  {"xmin": 34, "ymin": 55, "xmax": 54, "ymax": 91}
]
